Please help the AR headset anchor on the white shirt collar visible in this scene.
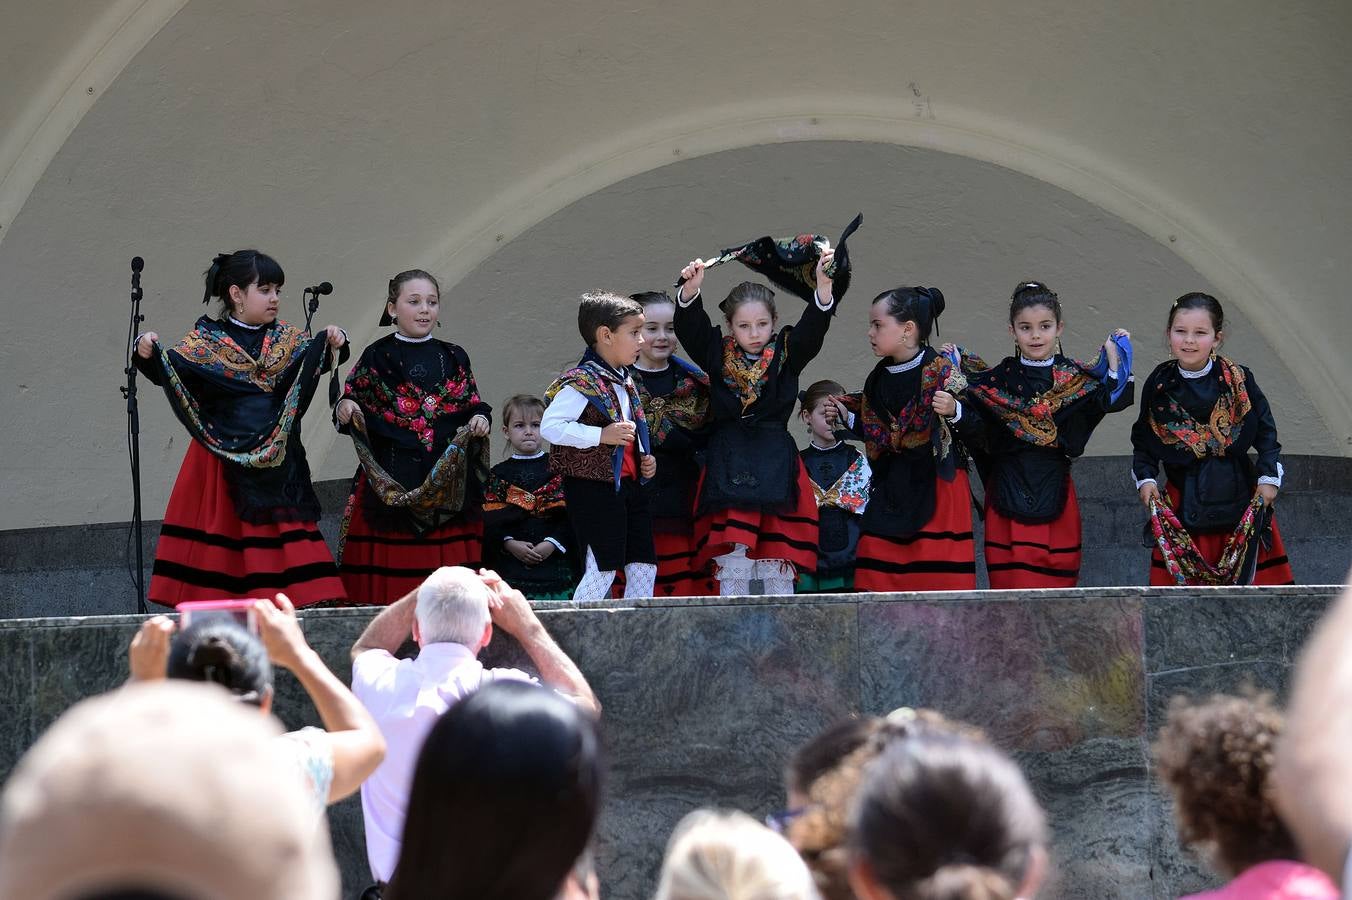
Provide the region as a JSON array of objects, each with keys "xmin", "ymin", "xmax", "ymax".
[
  {"xmin": 885, "ymin": 352, "xmax": 925, "ymax": 374},
  {"xmin": 510, "ymin": 450, "xmax": 546, "ymax": 460},
  {"xmin": 394, "ymin": 332, "xmax": 434, "ymax": 343},
  {"xmin": 1178, "ymin": 358, "xmax": 1214, "ymax": 379},
  {"xmin": 227, "ymin": 315, "xmax": 264, "ymax": 330},
  {"xmin": 633, "ymin": 361, "xmax": 671, "ymax": 373},
  {"xmin": 1019, "ymin": 354, "xmax": 1056, "ymax": 367}
]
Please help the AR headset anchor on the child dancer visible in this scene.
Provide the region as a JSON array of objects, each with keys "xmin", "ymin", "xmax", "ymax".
[
  {"xmin": 1132, "ymin": 293, "xmax": 1293, "ymax": 585},
  {"xmin": 956, "ymin": 281, "xmax": 1133, "ymax": 589},
  {"xmin": 541, "ymin": 292, "xmax": 658, "ymax": 602},
  {"xmin": 630, "ymin": 290, "xmax": 713, "ymax": 597},
  {"xmin": 674, "ymin": 252, "xmax": 837, "ymax": 596},
  {"xmin": 798, "ymin": 380, "xmax": 870, "ymax": 593},
  {"xmin": 481, "ymin": 395, "xmax": 576, "ymax": 602},
  {"xmin": 133, "ymin": 249, "xmax": 349, "ymax": 607},
  {"xmin": 334, "ymin": 269, "xmax": 492, "ymax": 605},
  {"xmin": 829, "ymin": 286, "xmax": 982, "ymax": 592}
]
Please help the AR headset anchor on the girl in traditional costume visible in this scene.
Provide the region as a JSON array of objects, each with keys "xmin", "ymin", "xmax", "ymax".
[
  {"xmin": 480, "ymin": 395, "xmax": 576, "ymax": 602},
  {"xmin": 133, "ymin": 249, "xmax": 349, "ymax": 608},
  {"xmin": 797, "ymin": 379, "xmax": 870, "ymax": 594},
  {"xmin": 673, "ymin": 253, "xmax": 838, "ymax": 596},
  {"xmin": 334, "ymin": 269, "xmax": 491, "ymax": 605},
  {"xmin": 827, "ymin": 287, "xmax": 982, "ymax": 592},
  {"xmin": 629, "ymin": 291, "xmax": 713, "ymax": 597},
  {"xmin": 1132, "ymin": 293, "xmax": 1293, "ymax": 585},
  {"xmin": 953, "ymin": 281, "xmax": 1133, "ymax": 589}
]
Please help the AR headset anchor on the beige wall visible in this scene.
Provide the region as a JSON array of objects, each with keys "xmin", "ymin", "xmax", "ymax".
[{"xmin": 0, "ymin": 0, "xmax": 1348, "ymax": 529}]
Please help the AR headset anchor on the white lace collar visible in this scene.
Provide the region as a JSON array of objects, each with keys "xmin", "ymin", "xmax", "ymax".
[
  {"xmin": 809, "ymin": 439, "xmax": 842, "ymax": 451},
  {"xmin": 633, "ymin": 362, "xmax": 671, "ymax": 373},
  {"xmin": 394, "ymin": 332, "xmax": 434, "ymax": 343},
  {"xmin": 1019, "ymin": 354, "xmax": 1055, "ymax": 367},
  {"xmin": 227, "ymin": 315, "xmax": 264, "ymax": 331},
  {"xmin": 510, "ymin": 451, "xmax": 546, "ymax": 460},
  {"xmin": 885, "ymin": 351, "xmax": 925, "ymax": 374},
  {"xmin": 1178, "ymin": 358, "xmax": 1214, "ymax": 379}
]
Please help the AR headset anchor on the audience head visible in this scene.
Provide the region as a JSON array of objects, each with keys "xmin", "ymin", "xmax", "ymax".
[
  {"xmin": 784, "ymin": 715, "xmax": 881, "ymax": 806},
  {"xmin": 386, "ymin": 680, "xmax": 602, "ymax": 900},
  {"xmin": 1153, "ymin": 692, "xmax": 1296, "ymax": 878},
  {"xmin": 166, "ymin": 618, "xmax": 274, "ymax": 712},
  {"xmin": 847, "ymin": 732, "xmax": 1047, "ymax": 900},
  {"xmin": 653, "ymin": 809, "xmax": 818, "ymax": 900},
  {"xmin": 0, "ymin": 681, "xmax": 338, "ymax": 899},
  {"xmin": 788, "ymin": 709, "xmax": 987, "ymax": 900},
  {"xmin": 413, "ymin": 565, "xmax": 493, "ymax": 650}
]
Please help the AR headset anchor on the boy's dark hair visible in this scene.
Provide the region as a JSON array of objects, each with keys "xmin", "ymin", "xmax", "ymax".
[
  {"xmin": 799, "ymin": 379, "xmax": 846, "ymax": 417},
  {"xmin": 718, "ymin": 281, "xmax": 777, "ymax": 322},
  {"xmin": 1167, "ymin": 292, "xmax": 1225, "ymax": 333},
  {"xmin": 873, "ymin": 286, "xmax": 948, "ymax": 345},
  {"xmin": 1008, "ymin": 280, "xmax": 1062, "ymax": 325},
  {"xmin": 202, "ymin": 249, "xmax": 285, "ymax": 316},
  {"xmin": 1153, "ymin": 692, "xmax": 1295, "ymax": 877},
  {"xmin": 577, "ymin": 291, "xmax": 643, "ymax": 346},
  {"xmin": 166, "ymin": 619, "xmax": 273, "ymax": 706}
]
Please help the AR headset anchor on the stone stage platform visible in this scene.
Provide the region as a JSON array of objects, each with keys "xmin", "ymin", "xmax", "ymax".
[{"xmin": 0, "ymin": 585, "xmax": 1342, "ymax": 899}]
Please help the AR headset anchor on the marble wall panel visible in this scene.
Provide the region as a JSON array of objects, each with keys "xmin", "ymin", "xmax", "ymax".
[{"xmin": 1, "ymin": 588, "xmax": 1343, "ymax": 900}]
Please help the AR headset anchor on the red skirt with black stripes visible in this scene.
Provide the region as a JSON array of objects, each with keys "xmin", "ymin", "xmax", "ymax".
[
  {"xmin": 338, "ymin": 473, "xmax": 483, "ymax": 606},
  {"xmin": 984, "ymin": 479, "xmax": 1083, "ymax": 589},
  {"xmin": 148, "ymin": 442, "xmax": 346, "ymax": 609},
  {"xmin": 854, "ymin": 470, "xmax": 978, "ymax": 593},
  {"xmin": 1148, "ymin": 482, "xmax": 1295, "ymax": 585},
  {"xmin": 692, "ymin": 460, "xmax": 819, "ymax": 574}
]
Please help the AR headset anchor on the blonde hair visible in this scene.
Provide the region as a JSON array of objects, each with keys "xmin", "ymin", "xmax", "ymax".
[{"xmin": 654, "ymin": 809, "xmax": 818, "ymax": 900}]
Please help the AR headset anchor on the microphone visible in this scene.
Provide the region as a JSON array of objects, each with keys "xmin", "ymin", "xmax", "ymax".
[
  {"xmin": 305, "ymin": 281, "xmax": 333, "ymax": 296},
  {"xmin": 131, "ymin": 256, "xmax": 144, "ymax": 273}
]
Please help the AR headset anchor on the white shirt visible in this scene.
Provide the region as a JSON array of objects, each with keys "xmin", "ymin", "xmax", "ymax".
[
  {"xmin": 540, "ymin": 382, "xmax": 633, "ymax": 449},
  {"xmin": 351, "ymin": 642, "xmax": 537, "ymax": 882}
]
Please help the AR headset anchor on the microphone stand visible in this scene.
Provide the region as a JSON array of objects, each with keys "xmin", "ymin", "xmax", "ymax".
[
  {"xmin": 303, "ymin": 286, "xmax": 319, "ymax": 336},
  {"xmin": 121, "ymin": 258, "xmax": 148, "ymax": 614}
]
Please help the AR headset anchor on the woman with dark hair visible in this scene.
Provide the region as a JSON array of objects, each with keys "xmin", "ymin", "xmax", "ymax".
[
  {"xmin": 848, "ymin": 733, "xmax": 1048, "ymax": 900},
  {"xmin": 127, "ymin": 595, "xmax": 386, "ymax": 812},
  {"xmin": 335, "ymin": 269, "xmax": 493, "ymax": 605},
  {"xmin": 133, "ymin": 249, "xmax": 350, "ymax": 607},
  {"xmin": 385, "ymin": 680, "xmax": 602, "ymax": 900},
  {"xmin": 827, "ymin": 285, "xmax": 984, "ymax": 592},
  {"xmin": 1132, "ymin": 293, "xmax": 1294, "ymax": 585}
]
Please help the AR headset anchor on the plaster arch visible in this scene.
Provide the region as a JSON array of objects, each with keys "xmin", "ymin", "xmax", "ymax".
[
  {"xmin": 415, "ymin": 99, "xmax": 1350, "ymax": 454},
  {"xmin": 0, "ymin": 0, "xmax": 189, "ymax": 236}
]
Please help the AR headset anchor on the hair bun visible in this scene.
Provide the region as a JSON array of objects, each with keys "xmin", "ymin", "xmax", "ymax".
[
  {"xmin": 925, "ymin": 287, "xmax": 946, "ymax": 319},
  {"xmin": 926, "ymin": 863, "xmax": 1016, "ymax": 900}
]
